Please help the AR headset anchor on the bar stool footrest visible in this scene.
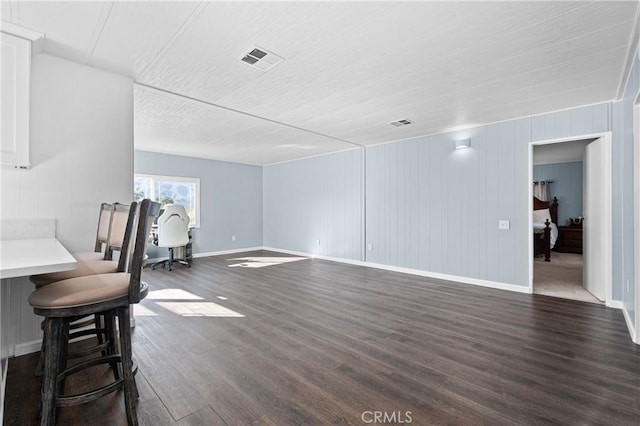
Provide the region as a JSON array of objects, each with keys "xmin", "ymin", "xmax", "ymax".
[{"xmin": 56, "ymin": 357, "xmax": 139, "ymax": 407}]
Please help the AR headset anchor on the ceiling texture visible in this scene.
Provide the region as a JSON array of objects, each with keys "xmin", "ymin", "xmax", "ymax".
[
  {"xmin": 533, "ymin": 138, "xmax": 595, "ymax": 165},
  {"xmin": 2, "ymin": 1, "xmax": 639, "ymax": 165}
]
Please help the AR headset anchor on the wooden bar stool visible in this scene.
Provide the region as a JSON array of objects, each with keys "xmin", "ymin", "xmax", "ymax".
[
  {"xmin": 28, "ymin": 199, "xmax": 160, "ymax": 426},
  {"xmin": 30, "ymin": 203, "xmax": 138, "ymax": 375}
]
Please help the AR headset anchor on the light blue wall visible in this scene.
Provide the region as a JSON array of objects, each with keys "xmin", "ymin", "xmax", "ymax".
[
  {"xmin": 365, "ymin": 104, "xmax": 611, "ymax": 288},
  {"xmin": 263, "ymin": 149, "xmax": 363, "ymax": 260},
  {"xmin": 533, "ymin": 161, "xmax": 583, "ymax": 226},
  {"xmin": 612, "ymin": 52, "xmax": 639, "ymax": 324},
  {"xmin": 262, "ymin": 103, "xmax": 613, "ymax": 290},
  {"xmin": 134, "ymin": 151, "xmax": 263, "ymax": 258},
  {"xmin": 366, "ymin": 119, "xmax": 530, "ymax": 285}
]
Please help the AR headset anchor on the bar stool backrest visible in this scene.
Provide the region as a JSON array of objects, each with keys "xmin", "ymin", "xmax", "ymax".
[
  {"xmin": 94, "ymin": 203, "xmax": 114, "ymax": 253},
  {"xmin": 125, "ymin": 199, "xmax": 161, "ymax": 304},
  {"xmin": 105, "ymin": 202, "xmax": 135, "ymax": 261}
]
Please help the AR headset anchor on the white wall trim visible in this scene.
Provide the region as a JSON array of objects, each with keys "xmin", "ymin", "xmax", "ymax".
[
  {"xmin": 263, "ymin": 247, "xmax": 531, "ymax": 294},
  {"xmin": 0, "ymin": 21, "xmax": 43, "ymax": 42},
  {"xmin": 607, "ymin": 300, "xmax": 624, "ymax": 310},
  {"xmin": 615, "ymin": 5, "xmax": 640, "ymax": 99},
  {"xmin": 609, "ymin": 301, "xmax": 638, "ymax": 344},
  {"xmin": 264, "ymin": 146, "xmax": 361, "ymax": 167},
  {"xmin": 0, "ymin": 357, "xmax": 7, "ymax": 422},
  {"xmin": 13, "ymin": 339, "xmax": 42, "ymax": 357},
  {"xmin": 607, "ymin": 300, "xmax": 637, "ymax": 343},
  {"xmin": 145, "ymin": 246, "xmax": 264, "ymax": 265},
  {"xmin": 193, "ymin": 247, "xmax": 264, "ymax": 258},
  {"xmin": 634, "ymin": 101, "xmax": 640, "ymax": 347}
]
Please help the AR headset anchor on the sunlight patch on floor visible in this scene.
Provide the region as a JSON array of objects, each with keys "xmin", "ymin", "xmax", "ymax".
[
  {"xmin": 227, "ymin": 256, "xmax": 307, "ymax": 268},
  {"xmin": 133, "ymin": 304, "xmax": 158, "ymax": 316},
  {"xmin": 156, "ymin": 301, "xmax": 245, "ymax": 317},
  {"xmin": 147, "ymin": 288, "xmax": 204, "ymax": 300}
]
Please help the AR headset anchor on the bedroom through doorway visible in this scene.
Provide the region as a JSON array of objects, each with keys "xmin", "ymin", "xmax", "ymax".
[{"xmin": 531, "ymin": 137, "xmax": 607, "ymax": 305}]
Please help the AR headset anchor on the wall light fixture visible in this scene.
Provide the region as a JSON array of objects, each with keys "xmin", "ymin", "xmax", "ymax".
[{"xmin": 455, "ymin": 139, "xmax": 471, "ymax": 150}]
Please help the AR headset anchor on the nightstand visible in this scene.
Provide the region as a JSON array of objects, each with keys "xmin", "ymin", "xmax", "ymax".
[{"xmin": 557, "ymin": 226, "xmax": 583, "ymax": 254}]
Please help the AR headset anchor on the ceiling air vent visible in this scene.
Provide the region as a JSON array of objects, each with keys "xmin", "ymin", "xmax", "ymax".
[
  {"xmin": 239, "ymin": 47, "xmax": 284, "ymax": 72},
  {"xmin": 389, "ymin": 119, "xmax": 413, "ymax": 127}
]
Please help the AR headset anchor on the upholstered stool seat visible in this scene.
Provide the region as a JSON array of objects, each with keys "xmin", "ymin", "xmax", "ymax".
[
  {"xmin": 30, "ymin": 253, "xmax": 119, "ymax": 288},
  {"xmin": 29, "ymin": 273, "xmax": 132, "ymax": 309},
  {"xmin": 31, "ymin": 203, "xmax": 133, "ymax": 288}
]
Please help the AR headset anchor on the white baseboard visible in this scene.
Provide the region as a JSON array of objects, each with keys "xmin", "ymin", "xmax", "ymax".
[
  {"xmin": 263, "ymin": 247, "xmax": 531, "ymax": 294},
  {"xmin": 13, "ymin": 317, "xmax": 112, "ymax": 357},
  {"xmin": 193, "ymin": 247, "xmax": 264, "ymax": 258},
  {"xmin": 601, "ymin": 300, "xmax": 637, "ymax": 345},
  {"xmin": 14, "ymin": 339, "xmax": 42, "ymax": 357},
  {"xmin": 607, "ymin": 300, "xmax": 624, "ymax": 309},
  {"xmin": 620, "ymin": 305, "xmax": 637, "ymax": 344},
  {"xmin": 146, "ymin": 247, "xmax": 264, "ymax": 264},
  {"xmin": 1, "ymin": 356, "xmax": 7, "ymax": 422}
]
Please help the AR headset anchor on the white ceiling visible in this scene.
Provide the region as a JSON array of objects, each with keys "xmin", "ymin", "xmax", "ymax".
[
  {"xmin": 2, "ymin": 1, "xmax": 639, "ymax": 165},
  {"xmin": 533, "ymin": 138, "xmax": 595, "ymax": 165}
]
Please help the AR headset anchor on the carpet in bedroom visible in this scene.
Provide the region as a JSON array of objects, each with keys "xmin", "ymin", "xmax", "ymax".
[{"xmin": 533, "ymin": 252, "xmax": 602, "ymax": 304}]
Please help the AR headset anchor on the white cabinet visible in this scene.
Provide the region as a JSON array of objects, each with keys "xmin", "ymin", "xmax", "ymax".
[{"xmin": 1, "ymin": 32, "xmax": 31, "ymax": 169}]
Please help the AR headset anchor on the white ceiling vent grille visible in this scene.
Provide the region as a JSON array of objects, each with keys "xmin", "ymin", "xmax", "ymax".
[
  {"xmin": 240, "ymin": 47, "xmax": 284, "ymax": 72},
  {"xmin": 389, "ymin": 119, "xmax": 413, "ymax": 127}
]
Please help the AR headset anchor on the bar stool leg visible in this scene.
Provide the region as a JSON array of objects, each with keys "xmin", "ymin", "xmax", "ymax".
[
  {"xmin": 40, "ymin": 317, "xmax": 63, "ymax": 426},
  {"xmin": 118, "ymin": 306, "xmax": 138, "ymax": 426},
  {"xmin": 35, "ymin": 336, "xmax": 44, "ymax": 376},
  {"xmin": 55, "ymin": 321, "xmax": 70, "ymax": 422},
  {"xmin": 105, "ymin": 312, "xmax": 121, "ymax": 380}
]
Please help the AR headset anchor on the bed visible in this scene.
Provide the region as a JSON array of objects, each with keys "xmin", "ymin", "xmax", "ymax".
[{"xmin": 533, "ymin": 196, "xmax": 558, "ymax": 262}]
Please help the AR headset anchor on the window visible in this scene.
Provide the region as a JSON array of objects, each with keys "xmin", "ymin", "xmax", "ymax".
[{"xmin": 134, "ymin": 174, "xmax": 200, "ymax": 227}]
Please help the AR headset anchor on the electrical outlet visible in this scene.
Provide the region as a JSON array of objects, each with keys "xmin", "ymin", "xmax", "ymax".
[
  {"xmin": 316, "ymin": 239, "xmax": 321, "ymax": 246},
  {"xmin": 231, "ymin": 235, "xmax": 236, "ymax": 241},
  {"xmin": 498, "ymin": 220, "xmax": 510, "ymax": 230},
  {"xmin": 367, "ymin": 243, "xmax": 373, "ymax": 251}
]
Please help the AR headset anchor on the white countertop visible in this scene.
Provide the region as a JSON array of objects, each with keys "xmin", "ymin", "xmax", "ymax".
[{"xmin": 0, "ymin": 238, "xmax": 77, "ymax": 279}]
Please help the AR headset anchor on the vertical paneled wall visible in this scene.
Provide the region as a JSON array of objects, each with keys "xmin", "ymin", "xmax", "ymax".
[
  {"xmin": 612, "ymin": 53, "xmax": 639, "ymax": 321},
  {"xmin": 263, "ymin": 149, "xmax": 363, "ymax": 260},
  {"xmin": 134, "ymin": 151, "xmax": 263, "ymax": 257},
  {"xmin": 366, "ymin": 118, "xmax": 531, "ymax": 286},
  {"xmin": 262, "ymin": 103, "xmax": 614, "ymax": 291},
  {"xmin": 533, "ymin": 161, "xmax": 584, "ymax": 226},
  {"xmin": 0, "ymin": 54, "xmax": 134, "ymax": 353}
]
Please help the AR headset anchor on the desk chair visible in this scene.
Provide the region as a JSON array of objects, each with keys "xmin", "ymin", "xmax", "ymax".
[
  {"xmin": 151, "ymin": 205, "xmax": 191, "ymax": 271},
  {"xmin": 29, "ymin": 199, "xmax": 160, "ymax": 426}
]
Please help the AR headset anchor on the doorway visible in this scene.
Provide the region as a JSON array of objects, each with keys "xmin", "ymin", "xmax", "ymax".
[{"xmin": 529, "ymin": 133, "xmax": 612, "ymax": 304}]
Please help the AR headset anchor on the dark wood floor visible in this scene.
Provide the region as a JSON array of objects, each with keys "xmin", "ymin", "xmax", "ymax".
[{"xmin": 5, "ymin": 250, "xmax": 640, "ymax": 425}]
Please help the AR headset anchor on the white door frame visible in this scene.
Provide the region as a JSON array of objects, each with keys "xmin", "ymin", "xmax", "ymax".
[
  {"xmin": 633, "ymin": 96, "xmax": 640, "ymax": 343},
  {"xmin": 528, "ymin": 132, "xmax": 613, "ymax": 304}
]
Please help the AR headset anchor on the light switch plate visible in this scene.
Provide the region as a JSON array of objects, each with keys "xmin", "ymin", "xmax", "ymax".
[{"xmin": 499, "ymin": 220, "xmax": 510, "ymax": 230}]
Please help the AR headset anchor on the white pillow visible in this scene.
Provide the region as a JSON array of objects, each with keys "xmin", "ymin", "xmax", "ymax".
[{"xmin": 533, "ymin": 208, "xmax": 552, "ymax": 224}]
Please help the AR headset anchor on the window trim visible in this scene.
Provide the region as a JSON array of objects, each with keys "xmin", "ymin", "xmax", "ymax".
[{"xmin": 134, "ymin": 173, "xmax": 201, "ymax": 228}]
